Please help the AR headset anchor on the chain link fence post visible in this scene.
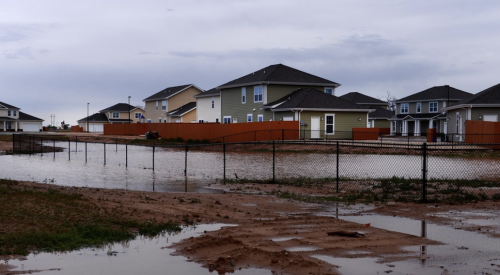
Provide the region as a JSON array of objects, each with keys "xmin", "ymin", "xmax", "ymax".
[
  {"xmin": 336, "ymin": 140, "xmax": 339, "ymax": 193},
  {"xmin": 272, "ymin": 141, "xmax": 275, "ymax": 183},
  {"xmin": 223, "ymin": 143, "xmax": 226, "ymax": 184},
  {"xmin": 422, "ymin": 142, "xmax": 428, "ymax": 203},
  {"xmin": 184, "ymin": 145, "xmax": 188, "ymax": 192}
]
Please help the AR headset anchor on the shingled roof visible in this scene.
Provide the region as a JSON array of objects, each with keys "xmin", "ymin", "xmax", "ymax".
[
  {"xmin": 194, "ymin": 88, "xmax": 220, "ymax": 98},
  {"xmin": 264, "ymin": 88, "xmax": 370, "ymax": 111},
  {"xmin": 77, "ymin": 113, "xmax": 109, "ymax": 123},
  {"xmin": 218, "ymin": 64, "xmax": 339, "ymax": 89},
  {"xmin": 143, "ymin": 84, "xmax": 202, "ymax": 101},
  {"xmin": 397, "ymin": 86, "xmax": 472, "ymax": 102},
  {"xmin": 18, "ymin": 112, "xmax": 43, "ymax": 121},
  {"xmin": 0, "ymin": 101, "xmax": 20, "ymax": 109},
  {"xmin": 340, "ymin": 92, "xmax": 386, "ymax": 105},
  {"xmin": 455, "ymin": 83, "xmax": 500, "ymax": 105},
  {"xmin": 369, "ymin": 107, "xmax": 394, "ymax": 119},
  {"xmin": 100, "ymin": 103, "xmax": 141, "ymax": 113},
  {"xmin": 166, "ymin": 102, "xmax": 196, "ymax": 117}
]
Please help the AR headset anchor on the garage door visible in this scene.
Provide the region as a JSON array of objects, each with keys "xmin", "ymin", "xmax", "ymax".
[
  {"xmin": 483, "ymin": 115, "xmax": 498, "ymax": 122},
  {"xmin": 23, "ymin": 123, "xmax": 40, "ymax": 132},
  {"xmin": 90, "ymin": 124, "xmax": 104, "ymax": 133}
]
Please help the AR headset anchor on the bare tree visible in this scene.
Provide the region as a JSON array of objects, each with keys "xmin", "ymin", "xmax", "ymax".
[{"xmin": 378, "ymin": 91, "xmax": 397, "ymax": 111}]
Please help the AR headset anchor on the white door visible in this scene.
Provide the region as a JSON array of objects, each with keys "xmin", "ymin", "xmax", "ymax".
[
  {"xmin": 23, "ymin": 123, "xmax": 39, "ymax": 132},
  {"xmin": 483, "ymin": 115, "xmax": 498, "ymax": 122},
  {"xmin": 311, "ymin": 117, "xmax": 320, "ymax": 139},
  {"xmin": 90, "ymin": 123, "xmax": 104, "ymax": 133}
]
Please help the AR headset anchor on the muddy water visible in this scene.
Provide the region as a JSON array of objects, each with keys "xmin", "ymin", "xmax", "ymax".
[
  {"xmin": 1, "ymin": 142, "xmax": 499, "ymax": 193},
  {"xmin": 3, "ymin": 224, "xmax": 267, "ymax": 275},
  {"xmin": 316, "ymin": 204, "xmax": 500, "ymax": 275}
]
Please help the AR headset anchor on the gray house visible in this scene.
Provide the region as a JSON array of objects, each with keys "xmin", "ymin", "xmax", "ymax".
[
  {"xmin": 444, "ymin": 82, "xmax": 500, "ymax": 141},
  {"xmin": 388, "ymin": 86, "xmax": 472, "ymax": 136}
]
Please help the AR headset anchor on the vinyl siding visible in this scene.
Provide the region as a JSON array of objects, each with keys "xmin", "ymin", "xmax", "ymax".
[
  {"xmin": 471, "ymin": 107, "xmax": 500, "ymax": 121},
  {"xmin": 196, "ymin": 96, "xmax": 220, "ymax": 122},
  {"xmin": 299, "ymin": 111, "xmax": 367, "ymax": 139},
  {"xmin": 371, "ymin": 119, "xmax": 390, "ymax": 128}
]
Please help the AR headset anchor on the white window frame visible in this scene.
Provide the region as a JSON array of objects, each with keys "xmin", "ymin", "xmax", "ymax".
[
  {"xmin": 211, "ymin": 97, "xmax": 215, "ymax": 109},
  {"xmin": 223, "ymin": 116, "xmax": 231, "ymax": 124},
  {"xmin": 135, "ymin": 112, "xmax": 141, "ymax": 118},
  {"xmin": 242, "ymin": 88, "xmax": 246, "ymax": 104},
  {"xmin": 400, "ymin": 103, "xmax": 409, "ymax": 114},
  {"xmin": 429, "ymin": 102, "xmax": 438, "ymax": 113},
  {"xmin": 416, "ymin": 102, "xmax": 421, "ymax": 113},
  {"xmin": 325, "ymin": 114, "xmax": 335, "ymax": 135},
  {"xmin": 257, "ymin": 114, "xmax": 264, "ymax": 122},
  {"xmin": 247, "ymin": 114, "xmax": 252, "ymax": 122},
  {"xmin": 112, "ymin": 112, "xmax": 119, "ymax": 118},
  {"xmin": 155, "ymin": 101, "xmax": 158, "ymax": 111},
  {"xmin": 254, "ymin": 86, "xmax": 263, "ymax": 103},
  {"xmin": 162, "ymin": 100, "xmax": 167, "ymax": 111},
  {"xmin": 325, "ymin": 87, "xmax": 334, "ymax": 95},
  {"xmin": 13, "ymin": 110, "xmax": 17, "ymax": 116},
  {"xmin": 7, "ymin": 110, "xmax": 11, "ymax": 116}
]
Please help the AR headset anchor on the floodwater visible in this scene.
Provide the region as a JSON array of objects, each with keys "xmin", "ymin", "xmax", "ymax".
[
  {"xmin": 1, "ymin": 141, "xmax": 499, "ymax": 193},
  {"xmin": 3, "ymin": 224, "xmax": 269, "ymax": 275},
  {"xmin": 315, "ymin": 203, "xmax": 500, "ymax": 275}
]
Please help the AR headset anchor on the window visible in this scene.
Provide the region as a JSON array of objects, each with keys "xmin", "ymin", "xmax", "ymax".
[
  {"xmin": 242, "ymin": 88, "xmax": 246, "ymax": 104},
  {"xmin": 159, "ymin": 118, "xmax": 162, "ymax": 123},
  {"xmin": 416, "ymin": 102, "xmax": 421, "ymax": 113},
  {"xmin": 147, "ymin": 119, "xmax": 151, "ymax": 123},
  {"xmin": 211, "ymin": 97, "xmax": 215, "ymax": 109},
  {"xmin": 223, "ymin": 116, "xmax": 231, "ymax": 124},
  {"xmin": 155, "ymin": 101, "xmax": 158, "ymax": 111},
  {"xmin": 162, "ymin": 100, "xmax": 167, "ymax": 111},
  {"xmin": 254, "ymin": 86, "xmax": 263, "ymax": 102},
  {"xmin": 112, "ymin": 112, "xmax": 119, "ymax": 118},
  {"xmin": 135, "ymin": 113, "xmax": 141, "ymax": 119},
  {"xmin": 7, "ymin": 110, "xmax": 11, "ymax": 116},
  {"xmin": 400, "ymin": 103, "xmax": 409, "ymax": 114},
  {"xmin": 325, "ymin": 114, "xmax": 335, "ymax": 134},
  {"xmin": 13, "ymin": 110, "xmax": 17, "ymax": 116},
  {"xmin": 247, "ymin": 114, "xmax": 252, "ymax": 122},
  {"xmin": 164, "ymin": 119, "xmax": 167, "ymax": 123},
  {"xmin": 215, "ymin": 118, "xmax": 219, "ymax": 123},
  {"xmin": 429, "ymin": 102, "xmax": 438, "ymax": 113},
  {"xmin": 258, "ymin": 114, "xmax": 263, "ymax": 122},
  {"xmin": 232, "ymin": 118, "xmax": 237, "ymax": 123},
  {"xmin": 325, "ymin": 88, "xmax": 334, "ymax": 95}
]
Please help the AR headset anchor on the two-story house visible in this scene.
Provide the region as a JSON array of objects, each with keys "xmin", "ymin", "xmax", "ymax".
[
  {"xmin": 339, "ymin": 92, "xmax": 394, "ymax": 128},
  {"xmin": 77, "ymin": 103, "xmax": 145, "ymax": 132},
  {"xmin": 0, "ymin": 101, "xmax": 44, "ymax": 132},
  {"xmin": 217, "ymin": 64, "xmax": 372, "ymax": 139},
  {"xmin": 142, "ymin": 84, "xmax": 203, "ymax": 123},
  {"xmin": 193, "ymin": 88, "xmax": 221, "ymax": 123},
  {"xmin": 389, "ymin": 86, "xmax": 472, "ymax": 136}
]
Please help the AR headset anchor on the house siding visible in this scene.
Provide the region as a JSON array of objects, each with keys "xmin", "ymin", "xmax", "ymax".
[
  {"xmin": 196, "ymin": 96, "xmax": 220, "ymax": 122},
  {"xmin": 471, "ymin": 107, "xmax": 500, "ymax": 121},
  {"xmin": 446, "ymin": 109, "xmax": 467, "ymax": 135},
  {"xmin": 371, "ymin": 119, "xmax": 390, "ymax": 128},
  {"xmin": 144, "ymin": 86, "xmax": 201, "ymax": 122},
  {"xmin": 299, "ymin": 111, "xmax": 367, "ymax": 139}
]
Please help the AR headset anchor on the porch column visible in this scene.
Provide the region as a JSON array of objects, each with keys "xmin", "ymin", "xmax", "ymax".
[
  {"xmin": 14, "ymin": 121, "xmax": 18, "ymax": 131},
  {"xmin": 3, "ymin": 121, "xmax": 5, "ymax": 131},
  {"xmin": 414, "ymin": 120, "xmax": 420, "ymax": 136},
  {"xmin": 390, "ymin": 121, "xmax": 395, "ymax": 135},
  {"xmin": 402, "ymin": 120, "xmax": 408, "ymax": 136},
  {"xmin": 429, "ymin": 119, "xmax": 434, "ymax": 129}
]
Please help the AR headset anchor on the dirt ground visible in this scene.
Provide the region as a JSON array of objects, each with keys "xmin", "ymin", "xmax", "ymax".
[{"xmin": 1, "ymin": 137, "xmax": 500, "ymax": 275}]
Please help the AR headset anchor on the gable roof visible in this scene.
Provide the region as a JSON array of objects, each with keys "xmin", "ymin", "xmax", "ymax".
[
  {"xmin": 217, "ymin": 64, "xmax": 340, "ymax": 89},
  {"xmin": 100, "ymin": 103, "xmax": 142, "ymax": 113},
  {"xmin": 264, "ymin": 88, "xmax": 370, "ymax": 111},
  {"xmin": 77, "ymin": 113, "xmax": 109, "ymax": 123},
  {"xmin": 457, "ymin": 83, "xmax": 500, "ymax": 105},
  {"xmin": 340, "ymin": 92, "xmax": 386, "ymax": 105},
  {"xmin": 194, "ymin": 88, "xmax": 220, "ymax": 98},
  {"xmin": 18, "ymin": 111, "xmax": 43, "ymax": 121},
  {"xmin": 0, "ymin": 101, "xmax": 20, "ymax": 109},
  {"xmin": 397, "ymin": 86, "xmax": 472, "ymax": 102},
  {"xmin": 369, "ymin": 107, "xmax": 394, "ymax": 119},
  {"xmin": 166, "ymin": 102, "xmax": 196, "ymax": 117},
  {"xmin": 143, "ymin": 84, "xmax": 202, "ymax": 101}
]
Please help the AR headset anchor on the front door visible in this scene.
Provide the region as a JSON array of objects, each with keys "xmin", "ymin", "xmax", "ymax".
[{"xmin": 311, "ymin": 117, "xmax": 320, "ymax": 139}]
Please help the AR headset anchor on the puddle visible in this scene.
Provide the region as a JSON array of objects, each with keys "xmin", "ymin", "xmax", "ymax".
[
  {"xmin": 242, "ymin": 203, "xmax": 257, "ymax": 206},
  {"xmin": 285, "ymin": 246, "xmax": 320, "ymax": 252},
  {"xmin": 3, "ymin": 224, "xmax": 268, "ymax": 275},
  {"xmin": 270, "ymin": 236, "xmax": 303, "ymax": 242}
]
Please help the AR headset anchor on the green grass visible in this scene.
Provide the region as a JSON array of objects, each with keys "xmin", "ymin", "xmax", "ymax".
[{"xmin": 0, "ymin": 179, "xmax": 181, "ymax": 255}]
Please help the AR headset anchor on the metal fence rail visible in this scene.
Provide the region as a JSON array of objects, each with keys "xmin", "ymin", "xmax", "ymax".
[{"xmin": 11, "ymin": 134, "xmax": 500, "ymax": 202}]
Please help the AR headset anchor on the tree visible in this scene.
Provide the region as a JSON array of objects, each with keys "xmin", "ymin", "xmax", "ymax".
[{"xmin": 379, "ymin": 91, "xmax": 397, "ymax": 111}]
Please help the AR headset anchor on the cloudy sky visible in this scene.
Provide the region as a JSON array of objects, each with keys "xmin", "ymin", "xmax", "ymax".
[{"xmin": 2, "ymin": 0, "xmax": 500, "ymax": 125}]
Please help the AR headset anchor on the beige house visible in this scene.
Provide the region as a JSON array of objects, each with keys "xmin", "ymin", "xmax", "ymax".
[
  {"xmin": 77, "ymin": 103, "xmax": 145, "ymax": 132},
  {"xmin": 0, "ymin": 101, "xmax": 43, "ymax": 132},
  {"xmin": 143, "ymin": 84, "xmax": 203, "ymax": 123},
  {"xmin": 165, "ymin": 102, "xmax": 197, "ymax": 123}
]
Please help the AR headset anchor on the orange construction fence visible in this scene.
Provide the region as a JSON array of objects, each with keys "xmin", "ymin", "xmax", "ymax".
[
  {"xmin": 104, "ymin": 121, "xmax": 300, "ymax": 142},
  {"xmin": 352, "ymin": 128, "xmax": 390, "ymax": 140}
]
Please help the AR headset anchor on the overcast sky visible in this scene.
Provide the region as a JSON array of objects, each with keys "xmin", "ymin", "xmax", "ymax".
[{"xmin": 2, "ymin": 0, "xmax": 500, "ymax": 125}]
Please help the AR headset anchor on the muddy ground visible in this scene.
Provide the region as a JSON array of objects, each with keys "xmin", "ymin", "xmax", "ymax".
[{"xmin": 1, "ymin": 137, "xmax": 500, "ymax": 275}]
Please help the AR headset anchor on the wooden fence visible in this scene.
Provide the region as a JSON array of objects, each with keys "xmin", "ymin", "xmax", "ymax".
[
  {"xmin": 352, "ymin": 128, "xmax": 390, "ymax": 141},
  {"xmin": 465, "ymin": 120, "xmax": 500, "ymax": 144},
  {"xmin": 104, "ymin": 121, "xmax": 300, "ymax": 142}
]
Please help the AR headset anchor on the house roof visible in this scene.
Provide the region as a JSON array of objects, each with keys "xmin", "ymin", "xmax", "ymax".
[
  {"xmin": 100, "ymin": 103, "xmax": 142, "ymax": 113},
  {"xmin": 217, "ymin": 64, "xmax": 340, "ymax": 89},
  {"xmin": 340, "ymin": 92, "xmax": 386, "ymax": 105},
  {"xmin": 0, "ymin": 101, "xmax": 20, "ymax": 109},
  {"xmin": 397, "ymin": 86, "xmax": 472, "ymax": 102},
  {"xmin": 166, "ymin": 102, "xmax": 196, "ymax": 117},
  {"xmin": 143, "ymin": 84, "xmax": 202, "ymax": 101},
  {"xmin": 264, "ymin": 88, "xmax": 370, "ymax": 111},
  {"xmin": 369, "ymin": 107, "xmax": 394, "ymax": 119},
  {"xmin": 77, "ymin": 113, "xmax": 109, "ymax": 123},
  {"xmin": 454, "ymin": 83, "xmax": 500, "ymax": 105},
  {"xmin": 18, "ymin": 112, "xmax": 43, "ymax": 121},
  {"xmin": 194, "ymin": 88, "xmax": 220, "ymax": 98}
]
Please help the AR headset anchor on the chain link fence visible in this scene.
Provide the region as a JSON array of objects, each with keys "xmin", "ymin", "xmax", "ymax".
[{"xmin": 11, "ymin": 134, "xmax": 500, "ymax": 202}]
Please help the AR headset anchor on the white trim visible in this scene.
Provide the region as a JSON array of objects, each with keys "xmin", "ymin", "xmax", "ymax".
[
  {"xmin": 324, "ymin": 87, "xmax": 334, "ymax": 95},
  {"xmin": 311, "ymin": 116, "xmax": 320, "ymax": 138},
  {"xmin": 223, "ymin": 116, "xmax": 231, "ymax": 124},
  {"xmin": 483, "ymin": 114, "xmax": 498, "ymax": 122},
  {"xmin": 254, "ymin": 85, "xmax": 263, "ymax": 103},
  {"xmin": 241, "ymin": 87, "xmax": 246, "ymax": 104},
  {"xmin": 324, "ymin": 113, "xmax": 335, "ymax": 135},
  {"xmin": 257, "ymin": 114, "xmax": 264, "ymax": 122},
  {"xmin": 217, "ymin": 81, "xmax": 341, "ymax": 90},
  {"xmin": 416, "ymin": 102, "xmax": 422, "ymax": 113},
  {"xmin": 247, "ymin": 113, "xmax": 252, "ymax": 122},
  {"xmin": 400, "ymin": 103, "xmax": 409, "ymax": 114},
  {"xmin": 429, "ymin": 101, "xmax": 438, "ymax": 113}
]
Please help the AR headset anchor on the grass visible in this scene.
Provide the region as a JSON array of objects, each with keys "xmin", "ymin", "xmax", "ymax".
[{"xmin": 0, "ymin": 179, "xmax": 181, "ymax": 256}]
